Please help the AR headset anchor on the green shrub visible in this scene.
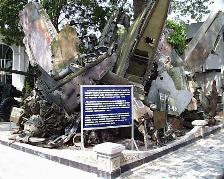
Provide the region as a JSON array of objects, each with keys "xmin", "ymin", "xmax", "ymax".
[{"xmin": 166, "ymin": 20, "xmax": 187, "ymax": 55}]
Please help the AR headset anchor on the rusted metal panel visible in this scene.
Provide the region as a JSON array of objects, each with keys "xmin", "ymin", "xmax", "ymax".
[{"xmin": 153, "ymin": 111, "xmax": 166, "ymax": 129}]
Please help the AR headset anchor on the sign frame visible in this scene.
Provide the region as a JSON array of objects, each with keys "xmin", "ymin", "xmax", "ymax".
[{"xmin": 80, "ymin": 85, "xmax": 134, "ymax": 149}]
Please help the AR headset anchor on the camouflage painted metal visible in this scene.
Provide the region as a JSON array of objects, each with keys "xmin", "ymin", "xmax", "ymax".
[
  {"xmin": 19, "ymin": 2, "xmax": 117, "ymax": 114},
  {"xmin": 19, "ymin": 2, "xmax": 57, "ymax": 74},
  {"xmin": 51, "ymin": 25, "xmax": 80, "ymax": 75},
  {"xmin": 114, "ymin": 0, "xmax": 171, "ymax": 84}
]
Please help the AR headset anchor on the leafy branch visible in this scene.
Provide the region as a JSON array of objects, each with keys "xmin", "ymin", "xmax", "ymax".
[{"xmin": 166, "ymin": 20, "xmax": 187, "ymax": 55}]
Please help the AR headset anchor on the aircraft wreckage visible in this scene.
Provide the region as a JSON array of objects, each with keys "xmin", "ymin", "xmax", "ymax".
[{"xmin": 0, "ymin": 0, "xmax": 223, "ymax": 149}]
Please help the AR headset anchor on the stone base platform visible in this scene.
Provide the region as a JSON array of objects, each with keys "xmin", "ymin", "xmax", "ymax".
[{"xmin": 0, "ymin": 119, "xmax": 223, "ymax": 179}]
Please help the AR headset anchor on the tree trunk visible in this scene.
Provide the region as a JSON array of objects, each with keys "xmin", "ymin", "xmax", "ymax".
[{"xmin": 133, "ymin": 0, "xmax": 147, "ymax": 20}]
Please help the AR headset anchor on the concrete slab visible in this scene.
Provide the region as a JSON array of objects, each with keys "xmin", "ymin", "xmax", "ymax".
[{"xmin": 0, "ymin": 144, "xmax": 97, "ymax": 179}]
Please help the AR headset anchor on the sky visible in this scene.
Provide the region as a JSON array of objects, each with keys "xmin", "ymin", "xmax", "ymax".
[
  {"xmin": 210, "ymin": 0, "xmax": 224, "ymax": 11},
  {"xmin": 57, "ymin": 0, "xmax": 224, "ymax": 34},
  {"xmin": 205, "ymin": 0, "xmax": 224, "ymax": 18},
  {"xmin": 167, "ymin": 0, "xmax": 224, "ymax": 23}
]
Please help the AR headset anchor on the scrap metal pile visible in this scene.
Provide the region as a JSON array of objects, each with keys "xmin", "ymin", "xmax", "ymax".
[{"xmin": 3, "ymin": 0, "xmax": 223, "ymax": 148}]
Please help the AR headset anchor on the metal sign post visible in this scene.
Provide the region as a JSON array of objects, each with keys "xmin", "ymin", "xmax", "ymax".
[{"xmin": 80, "ymin": 85, "xmax": 137, "ymax": 150}]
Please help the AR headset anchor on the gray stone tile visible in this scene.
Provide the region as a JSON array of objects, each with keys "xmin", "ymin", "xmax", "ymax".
[{"xmin": 121, "ymin": 129, "xmax": 224, "ymax": 179}]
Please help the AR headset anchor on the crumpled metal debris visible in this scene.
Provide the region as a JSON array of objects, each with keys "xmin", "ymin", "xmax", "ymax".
[
  {"xmin": 148, "ymin": 71, "xmax": 193, "ymax": 115},
  {"xmin": 7, "ymin": 0, "xmax": 222, "ymax": 149},
  {"xmin": 183, "ymin": 11, "xmax": 224, "ymax": 73}
]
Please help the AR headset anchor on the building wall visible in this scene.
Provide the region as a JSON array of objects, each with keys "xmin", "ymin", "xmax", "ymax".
[
  {"xmin": 11, "ymin": 45, "xmax": 29, "ymax": 91},
  {"xmin": 0, "ymin": 38, "xmax": 29, "ymax": 91}
]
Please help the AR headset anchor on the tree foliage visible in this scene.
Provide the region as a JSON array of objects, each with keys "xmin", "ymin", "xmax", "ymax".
[
  {"xmin": 0, "ymin": 0, "xmax": 27, "ymax": 46},
  {"xmin": 60, "ymin": 0, "xmax": 119, "ymax": 38},
  {"xmin": 0, "ymin": 0, "xmax": 214, "ymax": 46},
  {"xmin": 0, "ymin": 0, "xmax": 120, "ymax": 46},
  {"xmin": 170, "ymin": 0, "xmax": 213, "ymax": 22},
  {"xmin": 166, "ymin": 20, "xmax": 187, "ymax": 55},
  {"xmin": 40, "ymin": 0, "xmax": 67, "ymax": 32}
]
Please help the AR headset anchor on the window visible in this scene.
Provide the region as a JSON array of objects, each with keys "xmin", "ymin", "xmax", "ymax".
[{"xmin": 0, "ymin": 44, "xmax": 13, "ymax": 84}]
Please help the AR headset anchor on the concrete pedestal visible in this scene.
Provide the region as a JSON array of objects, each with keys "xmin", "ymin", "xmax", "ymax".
[
  {"xmin": 94, "ymin": 142, "xmax": 125, "ymax": 179},
  {"xmin": 192, "ymin": 120, "xmax": 208, "ymax": 138}
]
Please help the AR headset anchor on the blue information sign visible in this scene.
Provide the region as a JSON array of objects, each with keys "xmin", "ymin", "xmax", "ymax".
[{"xmin": 81, "ymin": 85, "xmax": 133, "ymax": 130}]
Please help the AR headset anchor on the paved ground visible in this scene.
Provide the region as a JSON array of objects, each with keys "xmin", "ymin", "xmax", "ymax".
[
  {"xmin": 0, "ymin": 144, "xmax": 97, "ymax": 179},
  {"xmin": 121, "ymin": 129, "xmax": 224, "ymax": 179},
  {"xmin": 0, "ymin": 122, "xmax": 223, "ymax": 179}
]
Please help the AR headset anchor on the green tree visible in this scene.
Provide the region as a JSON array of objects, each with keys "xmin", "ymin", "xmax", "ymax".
[
  {"xmin": 39, "ymin": 0, "xmax": 67, "ymax": 32},
  {"xmin": 0, "ymin": 0, "xmax": 119, "ymax": 46},
  {"xmin": 133, "ymin": 0, "xmax": 213, "ymax": 22},
  {"xmin": 0, "ymin": 0, "xmax": 27, "ymax": 46},
  {"xmin": 59, "ymin": 0, "xmax": 119, "ymax": 38},
  {"xmin": 171, "ymin": 0, "xmax": 213, "ymax": 22},
  {"xmin": 166, "ymin": 20, "xmax": 187, "ymax": 55},
  {"xmin": 0, "ymin": 0, "xmax": 213, "ymax": 46}
]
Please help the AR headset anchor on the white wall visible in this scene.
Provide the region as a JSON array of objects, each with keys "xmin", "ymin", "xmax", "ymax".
[
  {"xmin": 0, "ymin": 39, "xmax": 29, "ymax": 91},
  {"xmin": 11, "ymin": 45, "xmax": 29, "ymax": 91}
]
